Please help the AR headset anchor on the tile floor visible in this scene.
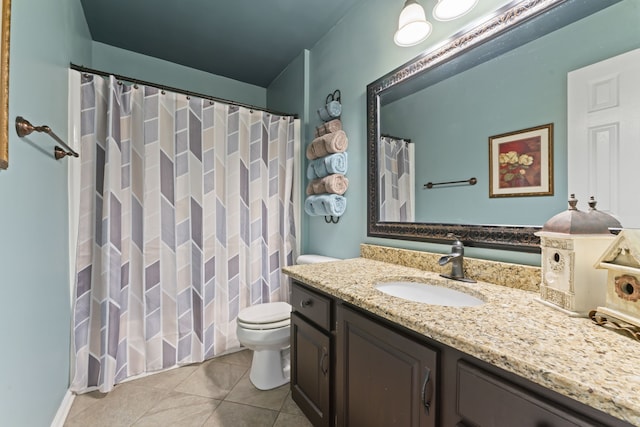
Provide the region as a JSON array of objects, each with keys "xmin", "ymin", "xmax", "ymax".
[{"xmin": 64, "ymin": 349, "xmax": 313, "ymax": 427}]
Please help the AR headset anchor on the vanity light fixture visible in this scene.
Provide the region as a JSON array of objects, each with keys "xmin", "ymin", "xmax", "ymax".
[
  {"xmin": 394, "ymin": 0, "xmax": 432, "ymax": 47},
  {"xmin": 432, "ymin": 0, "xmax": 479, "ymax": 21}
]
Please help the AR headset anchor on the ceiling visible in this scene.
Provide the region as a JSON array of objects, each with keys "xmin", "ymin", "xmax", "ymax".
[{"xmin": 80, "ymin": 0, "xmax": 362, "ymax": 88}]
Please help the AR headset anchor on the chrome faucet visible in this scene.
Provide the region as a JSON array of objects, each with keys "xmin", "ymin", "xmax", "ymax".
[{"xmin": 438, "ymin": 235, "xmax": 476, "ymax": 283}]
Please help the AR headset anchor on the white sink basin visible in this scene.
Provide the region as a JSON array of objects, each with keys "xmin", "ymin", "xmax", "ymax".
[{"xmin": 375, "ymin": 281, "xmax": 484, "ymax": 307}]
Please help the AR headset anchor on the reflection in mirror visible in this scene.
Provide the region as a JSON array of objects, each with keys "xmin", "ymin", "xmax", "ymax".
[
  {"xmin": 378, "ymin": 135, "xmax": 415, "ymax": 222},
  {"xmin": 367, "ymin": 0, "xmax": 639, "ymax": 252}
]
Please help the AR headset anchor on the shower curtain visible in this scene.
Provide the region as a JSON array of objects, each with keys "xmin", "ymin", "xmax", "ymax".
[
  {"xmin": 378, "ymin": 136, "xmax": 415, "ymax": 222},
  {"xmin": 70, "ymin": 73, "xmax": 297, "ymax": 393}
]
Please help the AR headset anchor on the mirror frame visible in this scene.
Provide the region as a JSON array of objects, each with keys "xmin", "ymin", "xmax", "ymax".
[{"xmin": 367, "ymin": 0, "xmax": 611, "ymax": 253}]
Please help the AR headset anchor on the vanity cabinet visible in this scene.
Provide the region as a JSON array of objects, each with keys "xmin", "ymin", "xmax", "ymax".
[
  {"xmin": 290, "ymin": 282, "xmax": 333, "ymax": 427},
  {"xmin": 290, "ymin": 280, "xmax": 633, "ymax": 427},
  {"xmin": 336, "ymin": 304, "xmax": 437, "ymax": 427}
]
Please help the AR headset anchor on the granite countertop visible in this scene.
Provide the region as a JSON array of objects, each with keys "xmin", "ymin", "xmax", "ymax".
[{"xmin": 283, "ymin": 257, "xmax": 640, "ymax": 425}]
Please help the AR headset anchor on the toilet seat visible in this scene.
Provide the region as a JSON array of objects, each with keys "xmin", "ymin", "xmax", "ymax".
[{"xmin": 237, "ymin": 302, "xmax": 291, "ymax": 330}]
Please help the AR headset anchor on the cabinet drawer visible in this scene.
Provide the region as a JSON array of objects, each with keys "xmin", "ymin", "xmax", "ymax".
[
  {"xmin": 291, "ymin": 282, "xmax": 331, "ymax": 331},
  {"xmin": 457, "ymin": 361, "xmax": 597, "ymax": 427}
]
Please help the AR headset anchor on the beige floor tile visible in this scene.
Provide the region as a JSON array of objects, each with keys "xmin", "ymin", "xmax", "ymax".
[
  {"xmin": 66, "ymin": 390, "xmax": 104, "ymax": 420},
  {"xmin": 64, "ymin": 384, "xmax": 169, "ymax": 427},
  {"xmin": 273, "ymin": 412, "xmax": 314, "ymax": 427},
  {"xmin": 225, "ymin": 372, "xmax": 289, "ymax": 410},
  {"xmin": 213, "ymin": 348, "xmax": 253, "ymax": 367},
  {"xmin": 127, "ymin": 364, "xmax": 199, "ymax": 391},
  {"xmin": 174, "ymin": 359, "xmax": 248, "ymax": 399},
  {"xmin": 202, "ymin": 401, "xmax": 278, "ymax": 427},
  {"xmin": 131, "ymin": 391, "xmax": 221, "ymax": 427},
  {"xmin": 65, "ymin": 354, "xmax": 312, "ymax": 427},
  {"xmin": 279, "ymin": 392, "xmax": 305, "ymax": 417}
]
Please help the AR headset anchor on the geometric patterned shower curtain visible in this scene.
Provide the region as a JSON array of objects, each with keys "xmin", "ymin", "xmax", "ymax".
[
  {"xmin": 70, "ymin": 73, "xmax": 297, "ymax": 393},
  {"xmin": 378, "ymin": 136, "xmax": 415, "ymax": 222}
]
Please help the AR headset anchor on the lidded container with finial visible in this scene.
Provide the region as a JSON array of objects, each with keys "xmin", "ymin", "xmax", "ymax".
[{"xmin": 535, "ymin": 194, "xmax": 621, "ymax": 316}]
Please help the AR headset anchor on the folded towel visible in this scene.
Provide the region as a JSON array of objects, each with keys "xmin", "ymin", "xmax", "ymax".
[
  {"xmin": 304, "ymin": 194, "xmax": 347, "ymax": 217},
  {"xmin": 306, "ymin": 130, "xmax": 348, "ymax": 160},
  {"xmin": 314, "ymin": 119, "xmax": 343, "ymax": 138},
  {"xmin": 306, "ymin": 152, "xmax": 348, "ymax": 180},
  {"xmin": 306, "ymin": 138, "xmax": 329, "ymax": 160},
  {"xmin": 317, "ymin": 100, "xmax": 342, "ymax": 122},
  {"xmin": 324, "ymin": 130, "xmax": 348, "ymax": 154},
  {"xmin": 306, "ymin": 174, "xmax": 349, "ymax": 195}
]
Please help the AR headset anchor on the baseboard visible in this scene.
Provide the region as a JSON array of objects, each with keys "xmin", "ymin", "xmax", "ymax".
[{"xmin": 50, "ymin": 389, "xmax": 75, "ymax": 427}]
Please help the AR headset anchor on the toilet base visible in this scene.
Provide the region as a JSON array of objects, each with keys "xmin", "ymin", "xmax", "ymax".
[{"xmin": 249, "ymin": 347, "xmax": 291, "ymax": 390}]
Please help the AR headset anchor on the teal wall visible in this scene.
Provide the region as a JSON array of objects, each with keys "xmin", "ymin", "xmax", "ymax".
[
  {"xmin": 91, "ymin": 41, "xmax": 267, "ymax": 107},
  {"xmin": 267, "ymin": 49, "xmax": 308, "ymax": 118},
  {"xmin": 267, "ymin": 49, "xmax": 310, "ymax": 253},
  {"xmin": 382, "ymin": 1, "xmax": 640, "ymax": 225},
  {"xmin": 301, "ymin": 0, "xmax": 638, "ymax": 265},
  {"xmin": 0, "ymin": 0, "xmax": 91, "ymax": 425}
]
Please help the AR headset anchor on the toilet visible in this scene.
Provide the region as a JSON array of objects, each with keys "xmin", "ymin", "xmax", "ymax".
[
  {"xmin": 236, "ymin": 301, "xmax": 292, "ymax": 390},
  {"xmin": 236, "ymin": 254, "xmax": 339, "ymax": 390}
]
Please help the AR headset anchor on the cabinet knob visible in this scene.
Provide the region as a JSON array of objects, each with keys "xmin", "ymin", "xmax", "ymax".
[{"xmin": 300, "ymin": 299, "xmax": 313, "ymax": 308}]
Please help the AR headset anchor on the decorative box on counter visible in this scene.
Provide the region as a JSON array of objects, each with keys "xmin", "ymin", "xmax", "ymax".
[
  {"xmin": 535, "ymin": 195, "xmax": 621, "ymax": 316},
  {"xmin": 592, "ymin": 229, "xmax": 640, "ymax": 329}
]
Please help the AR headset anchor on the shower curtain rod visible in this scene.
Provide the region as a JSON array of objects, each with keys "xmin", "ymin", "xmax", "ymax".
[{"xmin": 70, "ymin": 63, "xmax": 298, "ymax": 119}]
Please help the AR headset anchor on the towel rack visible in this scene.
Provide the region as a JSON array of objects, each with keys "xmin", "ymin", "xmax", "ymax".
[
  {"xmin": 15, "ymin": 116, "xmax": 79, "ymax": 159},
  {"xmin": 324, "ymin": 215, "xmax": 340, "ymax": 224},
  {"xmin": 424, "ymin": 177, "xmax": 477, "ymax": 189},
  {"xmin": 307, "ymin": 88, "xmax": 346, "ymax": 225}
]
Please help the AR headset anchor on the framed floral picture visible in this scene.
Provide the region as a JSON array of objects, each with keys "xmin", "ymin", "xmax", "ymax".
[{"xmin": 489, "ymin": 123, "xmax": 553, "ymax": 198}]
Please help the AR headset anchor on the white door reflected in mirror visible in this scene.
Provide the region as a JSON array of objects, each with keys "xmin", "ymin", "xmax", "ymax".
[{"xmin": 568, "ymin": 48, "xmax": 640, "ymax": 228}]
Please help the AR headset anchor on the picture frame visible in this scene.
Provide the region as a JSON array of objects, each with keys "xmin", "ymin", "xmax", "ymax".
[
  {"xmin": 0, "ymin": 0, "xmax": 10, "ymax": 170},
  {"xmin": 489, "ymin": 123, "xmax": 553, "ymax": 198}
]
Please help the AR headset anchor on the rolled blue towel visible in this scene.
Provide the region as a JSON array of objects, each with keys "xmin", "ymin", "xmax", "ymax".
[
  {"xmin": 306, "ymin": 152, "xmax": 348, "ymax": 180},
  {"xmin": 304, "ymin": 196, "xmax": 317, "ymax": 216},
  {"xmin": 304, "ymin": 194, "xmax": 347, "ymax": 217}
]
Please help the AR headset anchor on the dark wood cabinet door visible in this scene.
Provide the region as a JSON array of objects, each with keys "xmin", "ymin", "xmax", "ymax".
[
  {"xmin": 336, "ymin": 305, "xmax": 438, "ymax": 427},
  {"xmin": 457, "ymin": 362, "xmax": 599, "ymax": 427},
  {"xmin": 291, "ymin": 311, "xmax": 331, "ymax": 427}
]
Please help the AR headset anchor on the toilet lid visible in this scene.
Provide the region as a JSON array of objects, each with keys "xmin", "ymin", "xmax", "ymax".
[
  {"xmin": 237, "ymin": 302, "xmax": 291, "ymax": 325},
  {"xmin": 237, "ymin": 318, "xmax": 290, "ymax": 330}
]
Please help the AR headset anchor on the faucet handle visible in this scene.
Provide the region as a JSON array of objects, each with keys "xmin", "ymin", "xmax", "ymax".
[{"xmin": 447, "ymin": 233, "xmax": 463, "ymax": 245}]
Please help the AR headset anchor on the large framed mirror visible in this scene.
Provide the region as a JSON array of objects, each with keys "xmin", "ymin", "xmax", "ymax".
[{"xmin": 367, "ymin": 0, "xmax": 633, "ymax": 252}]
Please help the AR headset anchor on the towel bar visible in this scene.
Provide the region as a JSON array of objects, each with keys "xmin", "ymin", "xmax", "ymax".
[
  {"xmin": 424, "ymin": 177, "xmax": 477, "ymax": 189},
  {"xmin": 15, "ymin": 116, "xmax": 79, "ymax": 159}
]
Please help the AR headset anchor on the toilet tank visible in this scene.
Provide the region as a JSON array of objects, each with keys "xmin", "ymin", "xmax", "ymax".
[{"xmin": 296, "ymin": 255, "xmax": 340, "ymax": 265}]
